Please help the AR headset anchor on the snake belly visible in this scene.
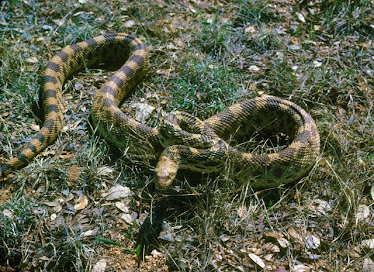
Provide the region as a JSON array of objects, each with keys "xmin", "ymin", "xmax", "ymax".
[{"xmin": 0, "ymin": 33, "xmax": 320, "ymax": 190}]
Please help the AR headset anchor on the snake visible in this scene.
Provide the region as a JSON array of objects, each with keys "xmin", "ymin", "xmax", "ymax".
[{"xmin": 0, "ymin": 33, "xmax": 320, "ymax": 190}]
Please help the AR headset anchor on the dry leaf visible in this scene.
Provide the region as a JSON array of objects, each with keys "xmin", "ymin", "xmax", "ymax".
[
  {"xmin": 249, "ymin": 65, "xmax": 260, "ymax": 72},
  {"xmin": 106, "ymin": 184, "xmax": 132, "ymax": 201},
  {"xmin": 43, "ymin": 199, "xmax": 62, "ymax": 207},
  {"xmin": 155, "ymin": 0, "xmax": 165, "ymax": 8},
  {"xmin": 97, "ymin": 166, "xmax": 114, "ymax": 176},
  {"xmin": 39, "ymin": 256, "xmax": 50, "ymax": 261},
  {"xmin": 173, "ymin": 39, "xmax": 185, "ymax": 48},
  {"xmin": 265, "ymin": 243, "xmax": 280, "ymax": 253},
  {"xmin": 3, "ymin": 209, "xmax": 13, "ymax": 218},
  {"xmin": 292, "ymin": 264, "xmax": 311, "ymax": 272},
  {"xmin": 313, "ymin": 60, "xmax": 322, "ymax": 67},
  {"xmin": 288, "ymin": 228, "xmax": 303, "ymax": 241},
  {"xmin": 186, "ymin": 2, "xmax": 196, "ymax": 13},
  {"xmin": 237, "ymin": 205, "xmax": 247, "ymax": 218},
  {"xmin": 156, "ymin": 68, "xmax": 173, "ymax": 75},
  {"xmin": 277, "ymin": 238, "xmax": 290, "ymax": 248},
  {"xmin": 53, "ymin": 205, "xmax": 62, "ymax": 213},
  {"xmin": 248, "ymin": 253, "xmax": 265, "ymax": 269},
  {"xmin": 151, "ymin": 249, "xmax": 163, "ymax": 257},
  {"xmin": 65, "ymin": 193, "xmax": 74, "ymax": 202},
  {"xmin": 124, "ymin": 20, "xmax": 135, "ymax": 28},
  {"xmin": 60, "ymin": 153, "xmax": 75, "ymax": 159},
  {"xmin": 220, "ymin": 234, "xmax": 230, "ymax": 242},
  {"xmin": 82, "ymin": 228, "xmax": 99, "ymax": 237},
  {"xmin": 305, "ymin": 235, "xmax": 320, "ymax": 249},
  {"xmin": 68, "ymin": 165, "xmax": 80, "ymax": 183},
  {"xmin": 295, "ymin": 12, "xmax": 306, "ymax": 23},
  {"xmin": 263, "ymin": 253, "xmax": 273, "ymax": 261},
  {"xmin": 121, "ymin": 213, "xmax": 134, "ymax": 224},
  {"xmin": 309, "ymin": 199, "xmax": 332, "ymax": 216},
  {"xmin": 363, "ymin": 258, "xmax": 374, "ymax": 271},
  {"xmin": 245, "ymin": 25, "xmax": 256, "ymax": 34},
  {"xmin": 361, "ymin": 239, "xmax": 374, "ymax": 249},
  {"xmin": 131, "ymin": 102, "xmax": 155, "ymax": 122},
  {"xmin": 356, "ymin": 205, "xmax": 370, "ymax": 221},
  {"xmin": 115, "ymin": 202, "xmax": 129, "ymax": 213},
  {"xmin": 74, "ymin": 195, "xmax": 88, "ymax": 210},
  {"xmin": 30, "ymin": 124, "xmax": 40, "ymax": 131},
  {"xmin": 26, "ymin": 57, "xmax": 39, "ymax": 63},
  {"xmin": 92, "ymin": 259, "xmax": 107, "ymax": 272},
  {"xmin": 347, "ymin": 245, "xmax": 361, "ymax": 258}
]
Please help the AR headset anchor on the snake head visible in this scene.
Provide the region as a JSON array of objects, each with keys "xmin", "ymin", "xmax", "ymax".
[{"xmin": 155, "ymin": 154, "xmax": 179, "ymax": 190}]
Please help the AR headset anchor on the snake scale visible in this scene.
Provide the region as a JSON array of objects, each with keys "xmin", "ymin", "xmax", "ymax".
[{"xmin": 0, "ymin": 33, "xmax": 320, "ymax": 189}]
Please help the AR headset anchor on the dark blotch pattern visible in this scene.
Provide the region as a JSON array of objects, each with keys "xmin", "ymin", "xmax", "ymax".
[
  {"xmin": 102, "ymin": 86, "xmax": 117, "ymax": 96},
  {"xmin": 43, "ymin": 75, "xmax": 58, "ymax": 84},
  {"xmin": 43, "ymin": 119, "xmax": 55, "ymax": 131},
  {"xmin": 86, "ymin": 38, "xmax": 98, "ymax": 47},
  {"xmin": 1, "ymin": 164, "xmax": 12, "ymax": 176},
  {"xmin": 36, "ymin": 133, "xmax": 45, "ymax": 144},
  {"xmin": 46, "ymin": 104, "xmax": 59, "ymax": 114},
  {"xmin": 111, "ymin": 75, "xmax": 124, "ymax": 88},
  {"xmin": 30, "ymin": 145, "xmax": 37, "ymax": 153},
  {"xmin": 132, "ymin": 43, "xmax": 147, "ymax": 51},
  {"xmin": 47, "ymin": 62, "xmax": 60, "ymax": 73},
  {"xmin": 44, "ymin": 89, "xmax": 57, "ymax": 99},
  {"xmin": 57, "ymin": 50, "xmax": 69, "ymax": 62},
  {"xmin": 130, "ymin": 54, "xmax": 144, "ymax": 65},
  {"xmin": 103, "ymin": 98, "xmax": 116, "ymax": 107},
  {"xmin": 1, "ymin": 32, "xmax": 319, "ymax": 189},
  {"xmin": 17, "ymin": 153, "xmax": 28, "ymax": 162},
  {"xmin": 69, "ymin": 44, "xmax": 81, "ymax": 52},
  {"xmin": 121, "ymin": 65, "xmax": 134, "ymax": 78}
]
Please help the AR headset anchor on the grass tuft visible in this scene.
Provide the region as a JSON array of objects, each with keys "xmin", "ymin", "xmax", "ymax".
[{"xmin": 169, "ymin": 57, "xmax": 247, "ymax": 118}]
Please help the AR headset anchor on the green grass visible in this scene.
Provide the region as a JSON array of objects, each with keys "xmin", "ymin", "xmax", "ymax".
[
  {"xmin": 319, "ymin": 0, "xmax": 373, "ymax": 36},
  {"xmin": 196, "ymin": 10, "xmax": 234, "ymax": 56},
  {"xmin": 0, "ymin": 195, "xmax": 35, "ymax": 266},
  {"xmin": 169, "ymin": 58, "xmax": 247, "ymax": 118},
  {"xmin": 0, "ymin": 0, "xmax": 373, "ymax": 271}
]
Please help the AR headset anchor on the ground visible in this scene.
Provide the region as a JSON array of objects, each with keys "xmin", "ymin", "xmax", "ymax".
[{"xmin": 0, "ymin": 0, "xmax": 373, "ymax": 271}]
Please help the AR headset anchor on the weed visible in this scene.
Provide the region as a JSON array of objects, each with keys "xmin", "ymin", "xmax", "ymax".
[
  {"xmin": 0, "ymin": 0, "xmax": 373, "ymax": 271},
  {"xmin": 267, "ymin": 58, "xmax": 298, "ymax": 96},
  {"xmin": 0, "ymin": 195, "xmax": 35, "ymax": 266},
  {"xmin": 196, "ymin": 10, "xmax": 234, "ymax": 56},
  {"xmin": 319, "ymin": 0, "xmax": 373, "ymax": 36},
  {"xmin": 234, "ymin": 0, "xmax": 280, "ymax": 26},
  {"xmin": 169, "ymin": 57, "xmax": 248, "ymax": 118}
]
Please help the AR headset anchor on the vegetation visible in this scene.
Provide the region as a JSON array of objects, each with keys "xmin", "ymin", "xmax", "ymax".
[{"xmin": 0, "ymin": 0, "xmax": 373, "ymax": 271}]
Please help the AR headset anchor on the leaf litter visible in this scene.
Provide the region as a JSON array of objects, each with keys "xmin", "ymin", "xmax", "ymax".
[{"xmin": 0, "ymin": 0, "xmax": 373, "ymax": 271}]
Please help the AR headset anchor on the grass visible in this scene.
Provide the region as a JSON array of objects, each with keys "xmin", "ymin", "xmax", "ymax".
[
  {"xmin": 0, "ymin": 0, "xmax": 373, "ymax": 271},
  {"xmin": 169, "ymin": 57, "xmax": 247, "ymax": 118}
]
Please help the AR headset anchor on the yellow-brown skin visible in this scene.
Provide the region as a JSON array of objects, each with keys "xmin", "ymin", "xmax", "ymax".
[
  {"xmin": 156, "ymin": 98, "xmax": 320, "ymax": 190},
  {"xmin": 0, "ymin": 33, "xmax": 320, "ymax": 191},
  {"xmin": 0, "ymin": 33, "xmax": 155, "ymax": 178}
]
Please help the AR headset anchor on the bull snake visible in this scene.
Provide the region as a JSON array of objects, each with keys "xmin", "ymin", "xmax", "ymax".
[{"xmin": 0, "ymin": 33, "xmax": 320, "ymax": 189}]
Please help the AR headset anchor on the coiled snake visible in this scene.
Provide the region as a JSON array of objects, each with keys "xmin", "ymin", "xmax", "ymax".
[{"xmin": 0, "ymin": 33, "xmax": 320, "ymax": 189}]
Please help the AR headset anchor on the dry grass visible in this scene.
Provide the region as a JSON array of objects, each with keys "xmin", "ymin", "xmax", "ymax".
[{"xmin": 0, "ymin": 0, "xmax": 373, "ymax": 271}]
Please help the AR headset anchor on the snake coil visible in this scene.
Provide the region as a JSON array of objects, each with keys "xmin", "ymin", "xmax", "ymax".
[{"xmin": 0, "ymin": 33, "xmax": 320, "ymax": 189}]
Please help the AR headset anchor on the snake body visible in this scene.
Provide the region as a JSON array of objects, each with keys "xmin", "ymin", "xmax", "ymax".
[{"xmin": 0, "ymin": 33, "xmax": 320, "ymax": 189}]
